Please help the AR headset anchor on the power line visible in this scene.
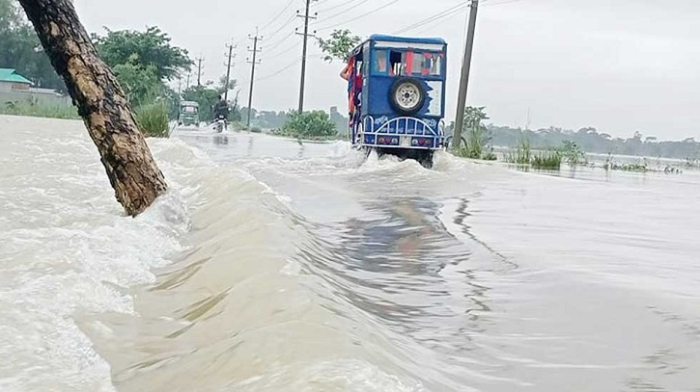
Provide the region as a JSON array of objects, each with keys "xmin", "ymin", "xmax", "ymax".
[
  {"xmin": 311, "ymin": 0, "xmax": 371, "ymax": 28},
  {"xmin": 412, "ymin": 9, "xmax": 469, "ymax": 36},
  {"xmin": 257, "ymin": 53, "xmax": 324, "ymax": 82},
  {"xmin": 263, "ymin": 30, "xmax": 296, "ymax": 53},
  {"xmin": 482, "ymin": 0, "xmax": 523, "ymax": 6},
  {"xmin": 392, "ymin": 2, "xmax": 470, "ymax": 35},
  {"xmin": 257, "ymin": 58, "xmax": 300, "ymax": 82},
  {"xmin": 264, "ymin": 13, "xmax": 297, "ymax": 41},
  {"xmin": 265, "ymin": 41, "xmax": 301, "ymax": 61},
  {"xmin": 260, "ymin": 0, "xmax": 297, "ymax": 32},
  {"xmin": 315, "ymin": 0, "xmax": 402, "ymax": 32},
  {"xmin": 314, "ymin": 0, "xmax": 367, "ymax": 18}
]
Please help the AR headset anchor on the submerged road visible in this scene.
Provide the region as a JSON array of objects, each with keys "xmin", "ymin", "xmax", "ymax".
[{"xmin": 2, "ymin": 118, "xmax": 700, "ymax": 391}]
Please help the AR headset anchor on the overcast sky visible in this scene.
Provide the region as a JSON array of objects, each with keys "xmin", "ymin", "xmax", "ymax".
[{"xmin": 72, "ymin": 0, "xmax": 700, "ymax": 140}]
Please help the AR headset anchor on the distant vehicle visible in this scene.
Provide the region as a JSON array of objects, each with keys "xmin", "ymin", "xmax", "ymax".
[
  {"xmin": 347, "ymin": 34, "xmax": 447, "ymax": 168},
  {"xmin": 178, "ymin": 101, "xmax": 199, "ymax": 127}
]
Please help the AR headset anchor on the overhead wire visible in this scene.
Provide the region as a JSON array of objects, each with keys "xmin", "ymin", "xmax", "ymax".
[
  {"xmin": 256, "ymin": 53, "xmax": 324, "ymax": 82},
  {"xmin": 263, "ymin": 13, "xmax": 297, "ymax": 41},
  {"xmin": 256, "ymin": 57, "xmax": 302, "ymax": 82},
  {"xmin": 392, "ymin": 2, "xmax": 470, "ymax": 35},
  {"xmin": 311, "ymin": 0, "xmax": 371, "ymax": 27},
  {"xmin": 482, "ymin": 0, "xmax": 523, "ymax": 6},
  {"xmin": 259, "ymin": 0, "xmax": 297, "ymax": 32},
  {"xmin": 251, "ymin": 0, "xmax": 526, "ymax": 95},
  {"xmin": 315, "ymin": 0, "xmax": 402, "ymax": 32},
  {"xmin": 265, "ymin": 42, "xmax": 302, "ymax": 61},
  {"xmin": 411, "ymin": 9, "xmax": 469, "ymax": 35},
  {"xmin": 315, "ymin": 0, "xmax": 366, "ymax": 16},
  {"xmin": 263, "ymin": 30, "xmax": 297, "ymax": 53}
]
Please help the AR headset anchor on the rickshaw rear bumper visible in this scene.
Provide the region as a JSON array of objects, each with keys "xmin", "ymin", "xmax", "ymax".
[{"xmin": 358, "ymin": 134, "xmax": 444, "ymax": 150}]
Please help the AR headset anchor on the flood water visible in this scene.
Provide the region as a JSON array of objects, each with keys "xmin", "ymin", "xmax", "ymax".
[{"xmin": 2, "ymin": 116, "xmax": 700, "ymax": 392}]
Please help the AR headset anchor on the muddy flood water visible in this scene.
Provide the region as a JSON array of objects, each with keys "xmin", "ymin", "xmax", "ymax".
[{"xmin": 1, "ymin": 115, "xmax": 700, "ymax": 392}]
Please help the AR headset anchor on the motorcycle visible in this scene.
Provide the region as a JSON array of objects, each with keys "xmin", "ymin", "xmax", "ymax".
[{"xmin": 213, "ymin": 114, "xmax": 227, "ymax": 133}]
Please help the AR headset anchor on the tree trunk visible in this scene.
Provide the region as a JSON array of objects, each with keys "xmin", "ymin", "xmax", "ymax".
[{"xmin": 18, "ymin": 0, "xmax": 168, "ymax": 217}]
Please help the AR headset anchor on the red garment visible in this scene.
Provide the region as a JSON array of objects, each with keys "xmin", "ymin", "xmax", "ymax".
[{"xmin": 341, "ymin": 57, "xmax": 363, "ymax": 126}]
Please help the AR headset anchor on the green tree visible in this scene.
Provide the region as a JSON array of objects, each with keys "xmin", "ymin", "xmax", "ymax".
[
  {"xmin": 488, "ymin": 124, "xmax": 700, "ymax": 160},
  {"xmin": 458, "ymin": 106, "xmax": 495, "ymax": 160},
  {"xmin": 246, "ymin": 109, "xmax": 290, "ymax": 129},
  {"xmin": 317, "ymin": 29, "xmax": 362, "ymax": 62},
  {"xmin": 277, "ymin": 111, "xmax": 337, "ymax": 138},
  {"xmin": 92, "ymin": 26, "xmax": 192, "ymax": 81},
  {"xmin": 89, "ymin": 26, "xmax": 202, "ymax": 114},
  {"xmin": 0, "ymin": 0, "xmax": 64, "ymax": 91},
  {"xmin": 559, "ymin": 141, "xmax": 587, "ymax": 165},
  {"xmin": 112, "ymin": 57, "xmax": 162, "ymax": 106}
]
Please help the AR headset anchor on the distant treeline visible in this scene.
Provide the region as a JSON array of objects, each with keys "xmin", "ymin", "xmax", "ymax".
[
  {"xmin": 487, "ymin": 126, "xmax": 700, "ymax": 160},
  {"xmin": 242, "ymin": 107, "xmax": 348, "ymax": 133}
]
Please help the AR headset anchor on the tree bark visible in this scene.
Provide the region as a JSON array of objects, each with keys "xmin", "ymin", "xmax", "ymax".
[{"xmin": 18, "ymin": 0, "xmax": 168, "ymax": 217}]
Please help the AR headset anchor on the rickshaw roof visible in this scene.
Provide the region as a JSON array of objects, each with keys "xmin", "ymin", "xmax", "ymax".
[
  {"xmin": 180, "ymin": 101, "xmax": 199, "ymax": 107},
  {"xmin": 351, "ymin": 35, "xmax": 446, "ymax": 56},
  {"xmin": 367, "ymin": 34, "xmax": 446, "ymax": 45}
]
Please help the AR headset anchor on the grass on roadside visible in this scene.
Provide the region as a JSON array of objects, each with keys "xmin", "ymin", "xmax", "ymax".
[
  {"xmin": 504, "ymin": 138, "xmax": 532, "ymax": 165},
  {"xmin": 532, "ymin": 151, "xmax": 562, "ymax": 169},
  {"xmin": 134, "ymin": 102, "xmax": 169, "ymax": 138},
  {"xmin": 1, "ymin": 99, "xmax": 78, "ymax": 120},
  {"xmin": 503, "ymin": 139, "xmax": 562, "ymax": 169}
]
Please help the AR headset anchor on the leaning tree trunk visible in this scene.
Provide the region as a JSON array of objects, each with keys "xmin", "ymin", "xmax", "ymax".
[{"xmin": 18, "ymin": 0, "xmax": 168, "ymax": 217}]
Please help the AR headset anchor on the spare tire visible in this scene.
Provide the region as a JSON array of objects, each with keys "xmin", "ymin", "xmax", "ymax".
[{"xmin": 389, "ymin": 77, "xmax": 426, "ymax": 115}]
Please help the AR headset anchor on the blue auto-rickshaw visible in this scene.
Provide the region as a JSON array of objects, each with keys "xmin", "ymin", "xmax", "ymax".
[{"xmin": 348, "ymin": 34, "xmax": 447, "ymax": 168}]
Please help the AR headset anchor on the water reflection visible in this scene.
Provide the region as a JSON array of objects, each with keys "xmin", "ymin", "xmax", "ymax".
[
  {"xmin": 452, "ymin": 197, "xmax": 515, "ymax": 270},
  {"xmin": 294, "ymin": 197, "xmax": 499, "ymax": 359},
  {"xmin": 213, "ymin": 135, "xmax": 229, "ymax": 145}
]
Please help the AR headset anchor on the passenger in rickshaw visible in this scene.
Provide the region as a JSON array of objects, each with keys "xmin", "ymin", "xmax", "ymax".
[
  {"xmin": 375, "ymin": 50, "xmax": 399, "ymax": 76},
  {"xmin": 340, "ymin": 56, "xmax": 363, "ymax": 126}
]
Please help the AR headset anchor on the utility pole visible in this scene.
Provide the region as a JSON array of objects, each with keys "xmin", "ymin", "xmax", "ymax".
[
  {"xmin": 185, "ymin": 71, "xmax": 191, "ymax": 89},
  {"xmin": 296, "ymin": 0, "xmax": 317, "ymax": 114},
  {"xmin": 246, "ymin": 29, "xmax": 262, "ymax": 128},
  {"xmin": 223, "ymin": 43, "xmax": 237, "ymax": 101},
  {"xmin": 452, "ymin": 0, "xmax": 479, "ymax": 151},
  {"xmin": 196, "ymin": 56, "xmax": 204, "ymax": 87},
  {"xmin": 525, "ymin": 107, "xmax": 531, "ymax": 130}
]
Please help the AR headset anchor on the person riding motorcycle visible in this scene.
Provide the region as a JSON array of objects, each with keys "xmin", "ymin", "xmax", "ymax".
[{"xmin": 212, "ymin": 96, "xmax": 229, "ymax": 123}]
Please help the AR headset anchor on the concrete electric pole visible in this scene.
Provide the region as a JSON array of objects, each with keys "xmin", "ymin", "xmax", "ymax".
[
  {"xmin": 195, "ymin": 56, "xmax": 204, "ymax": 87},
  {"xmin": 296, "ymin": 0, "xmax": 317, "ymax": 114},
  {"xmin": 246, "ymin": 29, "xmax": 262, "ymax": 128},
  {"xmin": 452, "ymin": 0, "xmax": 479, "ymax": 151},
  {"xmin": 223, "ymin": 43, "xmax": 237, "ymax": 101}
]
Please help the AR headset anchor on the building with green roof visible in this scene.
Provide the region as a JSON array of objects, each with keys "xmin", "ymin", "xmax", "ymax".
[{"xmin": 0, "ymin": 68, "xmax": 33, "ymax": 92}]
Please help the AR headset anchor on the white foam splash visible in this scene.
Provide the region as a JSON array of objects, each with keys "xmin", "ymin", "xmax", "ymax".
[{"xmin": 0, "ymin": 123, "xmax": 204, "ymax": 391}]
